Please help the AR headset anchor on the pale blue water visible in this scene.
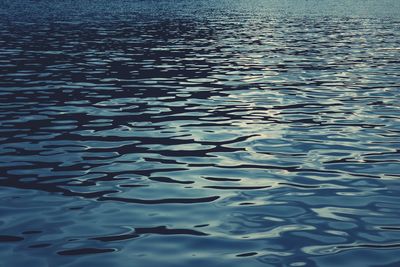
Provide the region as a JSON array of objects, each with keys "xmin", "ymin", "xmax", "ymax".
[{"xmin": 1, "ymin": 0, "xmax": 400, "ymax": 266}]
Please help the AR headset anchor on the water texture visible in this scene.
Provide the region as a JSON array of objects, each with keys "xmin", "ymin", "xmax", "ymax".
[{"xmin": 1, "ymin": 0, "xmax": 400, "ymax": 266}]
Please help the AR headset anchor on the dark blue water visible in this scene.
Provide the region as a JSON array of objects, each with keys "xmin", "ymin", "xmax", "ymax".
[{"xmin": 1, "ymin": 0, "xmax": 400, "ymax": 266}]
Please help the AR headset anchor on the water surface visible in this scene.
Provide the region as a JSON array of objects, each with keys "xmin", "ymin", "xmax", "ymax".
[{"xmin": 1, "ymin": 0, "xmax": 400, "ymax": 266}]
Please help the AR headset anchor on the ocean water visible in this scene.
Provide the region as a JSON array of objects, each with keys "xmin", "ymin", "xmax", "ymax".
[{"xmin": 1, "ymin": 0, "xmax": 400, "ymax": 266}]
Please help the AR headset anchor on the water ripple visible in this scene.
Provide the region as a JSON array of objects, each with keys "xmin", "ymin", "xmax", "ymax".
[{"xmin": 1, "ymin": 0, "xmax": 400, "ymax": 266}]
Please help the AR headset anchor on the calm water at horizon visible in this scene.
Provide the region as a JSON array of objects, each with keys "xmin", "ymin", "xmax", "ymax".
[{"xmin": 1, "ymin": 0, "xmax": 400, "ymax": 266}]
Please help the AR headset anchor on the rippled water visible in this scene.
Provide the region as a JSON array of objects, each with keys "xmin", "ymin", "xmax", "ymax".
[{"xmin": 1, "ymin": 0, "xmax": 400, "ymax": 266}]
